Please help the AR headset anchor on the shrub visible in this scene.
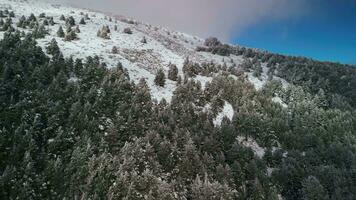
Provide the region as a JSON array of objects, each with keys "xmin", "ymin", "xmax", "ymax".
[{"xmin": 123, "ymin": 27, "xmax": 132, "ymax": 34}]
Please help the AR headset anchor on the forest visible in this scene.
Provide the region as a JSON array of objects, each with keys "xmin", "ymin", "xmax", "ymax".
[{"xmin": 0, "ymin": 11, "xmax": 356, "ymax": 200}]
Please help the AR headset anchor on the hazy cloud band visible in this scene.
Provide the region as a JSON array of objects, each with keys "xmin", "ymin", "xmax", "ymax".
[{"xmin": 57, "ymin": 0, "xmax": 309, "ymax": 41}]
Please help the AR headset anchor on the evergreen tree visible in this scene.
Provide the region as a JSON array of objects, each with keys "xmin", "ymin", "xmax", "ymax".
[
  {"xmin": 141, "ymin": 36, "xmax": 147, "ymax": 44},
  {"xmin": 57, "ymin": 26, "xmax": 65, "ymax": 38},
  {"xmin": 301, "ymin": 176, "xmax": 329, "ymax": 200},
  {"xmin": 168, "ymin": 63, "xmax": 178, "ymax": 81},
  {"xmin": 59, "ymin": 14, "xmax": 65, "ymax": 21},
  {"xmin": 111, "ymin": 46, "xmax": 118, "ymax": 54},
  {"xmin": 46, "ymin": 38, "xmax": 60, "ymax": 56},
  {"xmin": 154, "ymin": 68, "xmax": 166, "ymax": 87},
  {"xmin": 79, "ymin": 17, "xmax": 86, "ymax": 25}
]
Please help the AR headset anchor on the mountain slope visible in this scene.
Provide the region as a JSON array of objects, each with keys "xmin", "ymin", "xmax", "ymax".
[{"xmin": 1, "ymin": 0, "xmax": 356, "ymax": 200}]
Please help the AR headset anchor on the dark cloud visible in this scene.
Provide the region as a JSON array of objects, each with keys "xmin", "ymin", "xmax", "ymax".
[{"xmin": 57, "ymin": 0, "xmax": 310, "ymax": 41}]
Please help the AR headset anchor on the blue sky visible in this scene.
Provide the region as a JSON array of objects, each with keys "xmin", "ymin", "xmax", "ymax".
[{"xmin": 232, "ymin": 0, "xmax": 356, "ymax": 65}]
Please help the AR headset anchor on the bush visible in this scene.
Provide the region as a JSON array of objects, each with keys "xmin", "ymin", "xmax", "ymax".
[{"xmin": 123, "ymin": 27, "xmax": 132, "ymax": 34}]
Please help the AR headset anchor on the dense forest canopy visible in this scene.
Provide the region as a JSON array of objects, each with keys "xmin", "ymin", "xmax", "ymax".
[{"xmin": 0, "ymin": 10, "xmax": 356, "ymax": 200}]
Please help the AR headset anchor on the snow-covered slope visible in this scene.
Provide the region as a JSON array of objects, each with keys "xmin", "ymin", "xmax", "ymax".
[{"xmin": 0, "ymin": 0, "xmax": 287, "ymax": 102}]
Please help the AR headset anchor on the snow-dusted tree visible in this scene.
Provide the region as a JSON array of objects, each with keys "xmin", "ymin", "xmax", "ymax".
[
  {"xmin": 65, "ymin": 16, "xmax": 75, "ymax": 27},
  {"xmin": 111, "ymin": 46, "xmax": 118, "ymax": 54},
  {"xmin": 43, "ymin": 19, "xmax": 49, "ymax": 26},
  {"xmin": 154, "ymin": 69, "xmax": 166, "ymax": 87},
  {"xmin": 204, "ymin": 37, "xmax": 221, "ymax": 47},
  {"xmin": 190, "ymin": 174, "xmax": 236, "ymax": 200},
  {"xmin": 28, "ymin": 13, "xmax": 36, "ymax": 22},
  {"xmin": 33, "ymin": 24, "xmax": 48, "ymax": 38},
  {"xmin": 59, "ymin": 14, "xmax": 65, "ymax": 21},
  {"xmin": 123, "ymin": 27, "xmax": 132, "ymax": 34},
  {"xmin": 0, "ymin": 10, "xmax": 4, "ymax": 18},
  {"xmin": 17, "ymin": 15, "xmax": 26, "ymax": 28},
  {"xmin": 9, "ymin": 11, "xmax": 15, "ymax": 18},
  {"xmin": 75, "ymin": 25, "xmax": 80, "ymax": 33},
  {"xmin": 141, "ymin": 36, "xmax": 147, "ymax": 44},
  {"xmin": 177, "ymin": 75, "xmax": 182, "ymax": 85},
  {"xmin": 57, "ymin": 26, "xmax": 65, "ymax": 38},
  {"xmin": 39, "ymin": 13, "xmax": 46, "ymax": 18},
  {"xmin": 64, "ymin": 30, "xmax": 77, "ymax": 41},
  {"xmin": 168, "ymin": 64, "xmax": 178, "ymax": 81},
  {"xmin": 79, "ymin": 17, "xmax": 85, "ymax": 25},
  {"xmin": 48, "ymin": 17, "xmax": 55, "ymax": 26},
  {"xmin": 114, "ymin": 25, "xmax": 117, "ymax": 31},
  {"xmin": 301, "ymin": 176, "xmax": 329, "ymax": 200},
  {"xmin": 252, "ymin": 61, "xmax": 263, "ymax": 78},
  {"xmin": 46, "ymin": 38, "xmax": 60, "ymax": 56},
  {"xmin": 0, "ymin": 18, "xmax": 4, "ymax": 27},
  {"xmin": 97, "ymin": 26, "xmax": 110, "ymax": 39}
]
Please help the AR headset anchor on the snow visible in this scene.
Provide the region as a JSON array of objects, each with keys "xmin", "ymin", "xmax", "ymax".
[
  {"xmin": 237, "ymin": 136, "xmax": 266, "ymax": 159},
  {"xmin": 0, "ymin": 0, "xmax": 290, "ymax": 103},
  {"xmin": 194, "ymin": 75, "xmax": 212, "ymax": 90},
  {"xmin": 272, "ymin": 96, "xmax": 288, "ymax": 108},
  {"xmin": 213, "ymin": 101, "xmax": 234, "ymax": 127}
]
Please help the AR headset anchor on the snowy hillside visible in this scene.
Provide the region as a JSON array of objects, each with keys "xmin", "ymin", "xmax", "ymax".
[
  {"xmin": 0, "ymin": 0, "xmax": 290, "ymax": 103},
  {"xmin": 0, "ymin": 0, "xmax": 243, "ymax": 101}
]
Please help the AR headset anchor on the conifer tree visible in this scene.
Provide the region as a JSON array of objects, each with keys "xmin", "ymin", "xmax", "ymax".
[
  {"xmin": 112, "ymin": 46, "xmax": 118, "ymax": 54},
  {"xmin": 79, "ymin": 17, "xmax": 86, "ymax": 25},
  {"xmin": 154, "ymin": 68, "xmax": 166, "ymax": 87},
  {"xmin": 168, "ymin": 63, "xmax": 178, "ymax": 81},
  {"xmin": 59, "ymin": 14, "xmax": 65, "ymax": 21},
  {"xmin": 57, "ymin": 26, "xmax": 65, "ymax": 38}
]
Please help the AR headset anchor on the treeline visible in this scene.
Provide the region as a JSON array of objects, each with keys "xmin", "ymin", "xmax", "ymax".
[{"xmin": 197, "ymin": 37, "xmax": 356, "ymax": 108}]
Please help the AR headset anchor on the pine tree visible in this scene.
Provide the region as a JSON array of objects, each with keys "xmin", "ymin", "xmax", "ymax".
[
  {"xmin": 66, "ymin": 16, "xmax": 75, "ymax": 27},
  {"xmin": 43, "ymin": 19, "xmax": 49, "ymax": 26},
  {"xmin": 97, "ymin": 26, "xmax": 110, "ymax": 39},
  {"xmin": 49, "ymin": 17, "xmax": 55, "ymax": 25},
  {"xmin": 302, "ymin": 176, "xmax": 329, "ymax": 200},
  {"xmin": 57, "ymin": 26, "xmax": 65, "ymax": 38},
  {"xmin": 17, "ymin": 15, "xmax": 26, "ymax": 28},
  {"xmin": 59, "ymin": 14, "xmax": 65, "ymax": 21},
  {"xmin": 64, "ymin": 30, "xmax": 77, "ymax": 41},
  {"xmin": 39, "ymin": 13, "xmax": 46, "ymax": 18},
  {"xmin": 9, "ymin": 11, "xmax": 15, "ymax": 18},
  {"xmin": 112, "ymin": 46, "xmax": 118, "ymax": 54},
  {"xmin": 154, "ymin": 68, "xmax": 166, "ymax": 87},
  {"xmin": 79, "ymin": 17, "xmax": 86, "ymax": 25},
  {"xmin": 168, "ymin": 64, "xmax": 178, "ymax": 81},
  {"xmin": 46, "ymin": 38, "xmax": 60, "ymax": 56},
  {"xmin": 75, "ymin": 25, "xmax": 80, "ymax": 33},
  {"xmin": 141, "ymin": 36, "xmax": 147, "ymax": 44},
  {"xmin": 123, "ymin": 27, "xmax": 132, "ymax": 34}
]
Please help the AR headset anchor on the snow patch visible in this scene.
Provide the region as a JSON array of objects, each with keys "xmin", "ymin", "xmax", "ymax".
[
  {"xmin": 213, "ymin": 101, "xmax": 234, "ymax": 127},
  {"xmin": 237, "ymin": 136, "xmax": 265, "ymax": 159}
]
